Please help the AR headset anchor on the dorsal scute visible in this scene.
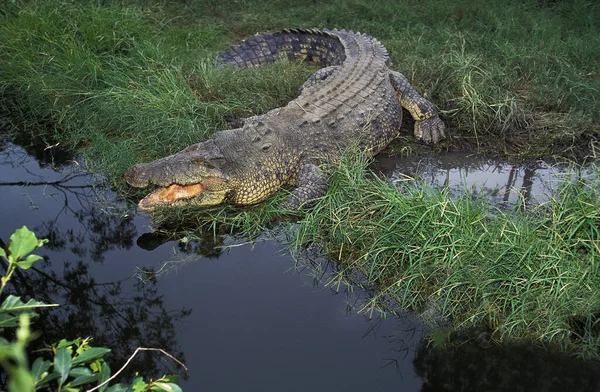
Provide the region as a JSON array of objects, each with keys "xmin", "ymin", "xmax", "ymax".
[
  {"xmin": 281, "ymin": 27, "xmax": 337, "ymax": 39},
  {"xmin": 327, "ymin": 29, "xmax": 390, "ymax": 63}
]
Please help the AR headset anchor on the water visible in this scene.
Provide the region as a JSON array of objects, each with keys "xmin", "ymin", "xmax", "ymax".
[
  {"xmin": 1, "ymin": 140, "xmax": 599, "ymax": 391},
  {"xmin": 375, "ymin": 151, "xmax": 571, "ymax": 207}
]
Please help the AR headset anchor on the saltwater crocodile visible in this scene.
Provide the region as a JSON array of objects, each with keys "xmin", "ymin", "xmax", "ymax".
[{"xmin": 124, "ymin": 28, "xmax": 445, "ymax": 209}]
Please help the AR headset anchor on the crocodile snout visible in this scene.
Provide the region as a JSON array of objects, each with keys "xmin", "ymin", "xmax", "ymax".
[{"xmin": 124, "ymin": 164, "xmax": 149, "ymax": 188}]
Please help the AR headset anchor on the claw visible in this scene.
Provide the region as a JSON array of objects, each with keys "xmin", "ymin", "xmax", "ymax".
[{"xmin": 414, "ymin": 116, "xmax": 445, "ymax": 144}]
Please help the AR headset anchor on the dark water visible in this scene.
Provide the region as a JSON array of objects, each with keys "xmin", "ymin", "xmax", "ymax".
[{"xmin": 1, "ymin": 140, "xmax": 599, "ymax": 391}]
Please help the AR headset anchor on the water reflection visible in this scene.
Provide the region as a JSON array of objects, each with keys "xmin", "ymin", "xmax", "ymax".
[
  {"xmin": 293, "ymin": 247, "xmax": 600, "ymax": 391},
  {"xmin": 414, "ymin": 339, "xmax": 600, "ymax": 391},
  {"xmin": 375, "ymin": 151, "xmax": 552, "ymax": 208},
  {"xmin": 0, "ymin": 142, "xmax": 188, "ymax": 387}
]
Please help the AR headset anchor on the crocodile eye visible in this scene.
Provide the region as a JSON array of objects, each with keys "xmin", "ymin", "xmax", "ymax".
[
  {"xmin": 193, "ymin": 159, "xmax": 215, "ymax": 169},
  {"xmin": 184, "ymin": 144, "xmax": 201, "ymax": 152}
]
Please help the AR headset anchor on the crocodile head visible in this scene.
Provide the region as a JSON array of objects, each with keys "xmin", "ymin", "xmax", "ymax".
[{"xmin": 124, "ymin": 139, "xmax": 231, "ymax": 210}]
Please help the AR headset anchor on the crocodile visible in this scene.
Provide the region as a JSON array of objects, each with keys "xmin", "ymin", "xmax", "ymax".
[{"xmin": 124, "ymin": 28, "xmax": 445, "ymax": 210}]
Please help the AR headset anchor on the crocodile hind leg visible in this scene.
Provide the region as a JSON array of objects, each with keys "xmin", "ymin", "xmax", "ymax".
[
  {"xmin": 283, "ymin": 163, "xmax": 327, "ymax": 209},
  {"xmin": 390, "ymin": 71, "xmax": 445, "ymax": 144}
]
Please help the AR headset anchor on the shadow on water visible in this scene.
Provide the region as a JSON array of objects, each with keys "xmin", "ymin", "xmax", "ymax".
[
  {"xmin": 1, "ymin": 138, "xmax": 600, "ymax": 390},
  {"xmin": 414, "ymin": 340, "xmax": 600, "ymax": 391}
]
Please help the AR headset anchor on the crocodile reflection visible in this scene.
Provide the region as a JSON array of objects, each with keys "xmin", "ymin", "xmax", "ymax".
[{"xmin": 413, "ymin": 337, "xmax": 600, "ymax": 391}]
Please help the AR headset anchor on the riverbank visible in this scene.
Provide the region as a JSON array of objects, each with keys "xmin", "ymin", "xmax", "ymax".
[
  {"xmin": 1, "ymin": 0, "xmax": 599, "ymax": 357},
  {"xmin": 155, "ymin": 152, "xmax": 600, "ymax": 358}
]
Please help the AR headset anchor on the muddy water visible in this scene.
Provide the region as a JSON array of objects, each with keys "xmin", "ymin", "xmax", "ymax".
[{"xmin": 1, "ymin": 141, "xmax": 599, "ymax": 391}]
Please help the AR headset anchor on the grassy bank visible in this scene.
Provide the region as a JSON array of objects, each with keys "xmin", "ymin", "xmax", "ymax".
[
  {"xmin": 295, "ymin": 155, "xmax": 600, "ymax": 357},
  {"xmin": 1, "ymin": 0, "xmax": 600, "ymax": 356}
]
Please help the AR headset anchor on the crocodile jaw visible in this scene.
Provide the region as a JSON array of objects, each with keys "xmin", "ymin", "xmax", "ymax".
[
  {"xmin": 124, "ymin": 155, "xmax": 230, "ymax": 210},
  {"xmin": 138, "ymin": 183, "xmax": 205, "ymax": 210},
  {"xmin": 136, "ymin": 179, "xmax": 230, "ymax": 210},
  {"xmin": 123, "ymin": 136, "xmax": 233, "ymax": 210}
]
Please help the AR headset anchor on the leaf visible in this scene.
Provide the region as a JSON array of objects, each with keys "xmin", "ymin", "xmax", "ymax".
[
  {"xmin": 132, "ymin": 377, "xmax": 147, "ymax": 392},
  {"xmin": 0, "ymin": 248, "xmax": 6, "ymax": 259},
  {"xmin": 7, "ymin": 365, "xmax": 35, "ymax": 392},
  {"xmin": 90, "ymin": 359, "xmax": 102, "ymax": 373},
  {"xmin": 0, "ymin": 340, "xmax": 12, "ymax": 362},
  {"xmin": 75, "ymin": 340, "xmax": 88, "ymax": 356},
  {"xmin": 0, "ymin": 313, "xmax": 23, "ymax": 328},
  {"xmin": 69, "ymin": 367, "xmax": 93, "ymax": 378},
  {"xmin": 54, "ymin": 347, "xmax": 72, "ymax": 387},
  {"xmin": 1, "ymin": 295, "xmax": 57, "ymax": 312},
  {"xmin": 106, "ymin": 384, "xmax": 130, "ymax": 392},
  {"xmin": 1, "ymin": 295, "xmax": 25, "ymax": 310},
  {"xmin": 99, "ymin": 361, "xmax": 111, "ymax": 392},
  {"xmin": 57, "ymin": 338, "xmax": 78, "ymax": 349},
  {"xmin": 161, "ymin": 375, "xmax": 179, "ymax": 384},
  {"xmin": 31, "ymin": 357, "xmax": 51, "ymax": 382},
  {"xmin": 69, "ymin": 373, "xmax": 99, "ymax": 387},
  {"xmin": 72, "ymin": 347, "xmax": 111, "ymax": 366},
  {"xmin": 151, "ymin": 382, "xmax": 182, "ymax": 392},
  {"xmin": 17, "ymin": 254, "xmax": 43, "ymax": 270},
  {"xmin": 33, "ymin": 371, "xmax": 61, "ymax": 389},
  {"xmin": 8, "ymin": 226, "xmax": 43, "ymax": 261}
]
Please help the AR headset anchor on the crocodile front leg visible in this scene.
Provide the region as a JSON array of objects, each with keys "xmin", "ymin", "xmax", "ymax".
[
  {"xmin": 390, "ymin": 71, "xmax": 445, "ymax": 144},
  {"xmin": 283, "ymin": 163, "xmax": 327, "ymax": 209}
]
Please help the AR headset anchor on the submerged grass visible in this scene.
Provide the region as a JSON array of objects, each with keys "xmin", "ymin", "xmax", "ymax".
[{"xmin": 1, "ymin": 0, "xmax": 600, "ymax": 356}]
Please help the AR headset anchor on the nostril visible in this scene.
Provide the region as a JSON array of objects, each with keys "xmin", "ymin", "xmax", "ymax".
[{"xmin": 124, "ymin": 164, "xmax": 148, "ymax": 187}]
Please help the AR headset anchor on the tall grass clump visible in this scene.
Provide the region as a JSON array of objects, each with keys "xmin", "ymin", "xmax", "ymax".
[{"xmin": 286, "ymin": 155, "xmax": 600, "ymax": 356}]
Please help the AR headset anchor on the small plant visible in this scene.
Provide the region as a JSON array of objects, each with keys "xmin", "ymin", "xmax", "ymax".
[{"xmin": 0, "ymin": 226, "xmax": 184, "ymax": 392}]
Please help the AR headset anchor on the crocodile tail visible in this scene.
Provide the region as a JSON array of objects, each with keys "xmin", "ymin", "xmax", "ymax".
[{"xmin": 214, "ymin": 28, "xmax": 346, "ymax": 68}]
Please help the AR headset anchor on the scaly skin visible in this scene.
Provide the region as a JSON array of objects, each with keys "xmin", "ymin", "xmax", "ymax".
[{"xmin": 124, "ymin": 28, "xmax": 446, "ymax": 210}]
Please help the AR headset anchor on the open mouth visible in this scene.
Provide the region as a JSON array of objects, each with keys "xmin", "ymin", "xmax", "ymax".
[{"xmin": 139, "ymin": 183, "xmax": 206, "ymax": 209}]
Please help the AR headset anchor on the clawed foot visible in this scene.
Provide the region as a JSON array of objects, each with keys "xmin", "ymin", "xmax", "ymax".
[{"xmin": 414, "ymin": 116, "xmax": 446, "ymax": 144}]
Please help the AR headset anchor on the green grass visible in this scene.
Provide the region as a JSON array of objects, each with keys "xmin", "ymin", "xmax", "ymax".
[
  {"xmin": 293, "ymin": 155, "xmax": 600, "ymax": 357},
  {"xmin": 0, "ymin": 0, "xmax": 316, "ymax": 182},
  {"xmin": 1, "ymin": 0, "xmax": 600, "ymax": 357}
]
